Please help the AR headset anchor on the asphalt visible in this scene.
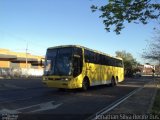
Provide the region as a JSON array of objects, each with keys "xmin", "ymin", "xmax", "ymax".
[
  {"xmin": 0, "ymin": 77, "xmax": 159, "ymax": 120},
  {"xmin": 95, "ymin": 77, "xmax": 160, "ymax": 120}
]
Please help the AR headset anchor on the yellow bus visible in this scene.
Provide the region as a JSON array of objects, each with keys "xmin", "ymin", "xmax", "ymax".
[{"xmin": 42, "ymin": 45, "xmax": 124, "ymax": 90}]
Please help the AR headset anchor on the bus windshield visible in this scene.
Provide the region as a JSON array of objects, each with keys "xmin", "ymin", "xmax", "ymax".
[{"xmin": 44, "ymin": 47, "xmax": 73, "ymax": 76}]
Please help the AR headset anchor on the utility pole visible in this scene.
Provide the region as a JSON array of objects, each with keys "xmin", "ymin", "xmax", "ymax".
[{"xmin": 25, "ymin": 43, "xmax": 28, "ymax": 78}]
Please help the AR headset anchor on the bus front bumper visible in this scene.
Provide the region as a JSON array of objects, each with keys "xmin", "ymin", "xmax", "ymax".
[{"xmin": 42, "ymin": 79, "xmax": 82, "ymax": 89}]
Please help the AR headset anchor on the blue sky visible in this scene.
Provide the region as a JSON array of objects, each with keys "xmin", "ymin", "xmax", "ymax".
[{"xmin": 0, "ymin": 0, "xmax": 157, "ymax": 64}]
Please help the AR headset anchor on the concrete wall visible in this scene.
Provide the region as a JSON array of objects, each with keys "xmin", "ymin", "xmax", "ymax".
[{"xmin": 0, "ymin": 48, "xmax": 44, "ymax": 78}]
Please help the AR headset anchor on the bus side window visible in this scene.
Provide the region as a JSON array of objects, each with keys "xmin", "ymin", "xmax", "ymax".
[
  {"xmin": 84, "ymin": 50, "xmax": 94, "ymax": 63},
  {"xmin": 73, "ymin": 56, "xmax": 82, "ymax": 77},
  {"xmin": 84, "ymin": 50, "xmax": 89, "ymax": 62},
  {"xmin": 73, "ymin": 47, "xmax": 83, "ymax": 77}
]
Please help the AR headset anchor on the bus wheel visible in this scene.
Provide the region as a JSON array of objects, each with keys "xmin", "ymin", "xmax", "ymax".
[
  {"xmin": 82, "ymin": 79, "xmax": 89, "ymax": 91},
  {"xmin": 111, "ymin": 77, "xmax": 116, "ymax": 87},
  {"xmin": 115, "ymin": 76, "xmax": 118, "ymax": 85}
]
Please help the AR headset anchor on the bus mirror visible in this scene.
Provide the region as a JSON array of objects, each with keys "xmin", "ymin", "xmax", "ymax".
[{"xmin": 40, "ymin": 58, "xmax": 45, "ymax": 68}]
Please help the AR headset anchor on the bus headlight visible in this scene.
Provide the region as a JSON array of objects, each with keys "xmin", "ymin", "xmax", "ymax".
[
  {"xmin": 65, "ymin": 78, "xmax": 69, "ymax": 81},
  {"xmin": 61, "ymin": 78, "xmax": 70, "ymax": 81},
  {"xmin": 43, "ymin": 77, "xmax": 47, "ymax": 81}
]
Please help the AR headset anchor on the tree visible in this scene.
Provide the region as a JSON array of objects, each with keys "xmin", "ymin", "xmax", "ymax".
[
  {"xmin": 142, "ymin": 29, "xmax": 160, "ymax": 62},
  {"xmin": 116, "ymin": 50, "xmax": 139, "ymax": 77},
  {"xmin": 91, "ymin": 0, "xmax": 160, "ymax": 34}
]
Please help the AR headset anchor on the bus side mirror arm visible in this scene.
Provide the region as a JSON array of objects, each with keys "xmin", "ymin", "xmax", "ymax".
[{"xmin": 40, "ymin": 58, "xmax": 45, "ymax": 68}]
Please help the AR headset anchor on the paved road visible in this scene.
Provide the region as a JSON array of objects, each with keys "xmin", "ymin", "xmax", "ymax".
[{"xmin": 0, "ymin": 77, "xmax": 152, "ymax": 120}]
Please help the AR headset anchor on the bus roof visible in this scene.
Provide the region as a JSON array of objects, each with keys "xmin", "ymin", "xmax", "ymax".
[{"xmin": 47, "ymin": 45, "xmax": 122, "ymax": 60}]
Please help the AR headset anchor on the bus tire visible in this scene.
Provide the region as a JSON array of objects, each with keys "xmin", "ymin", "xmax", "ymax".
[
  {"xmin": 115, "ymin": 76, "xmax": 118, "ymax": 85},
  {"xmin": 82, "ymin": 78, "xmax": 89, "ymax": 91},
  {"xmin": 111, "ymin": 77, "xmax": 116, "ymax": 87}
]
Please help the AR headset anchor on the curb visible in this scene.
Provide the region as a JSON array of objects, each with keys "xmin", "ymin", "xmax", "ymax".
[{"xmin": 89, "ymin": 79, "xmax": 158, "ymax": 120}]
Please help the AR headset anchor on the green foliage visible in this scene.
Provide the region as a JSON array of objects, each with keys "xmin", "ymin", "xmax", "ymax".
[
  {"xmin": 91, "ymin": 0, "xmax": 160, "ymax": 34},
  {"xmin": 116, "ymin": 50, "xmax": 139, "ymax": 77}
]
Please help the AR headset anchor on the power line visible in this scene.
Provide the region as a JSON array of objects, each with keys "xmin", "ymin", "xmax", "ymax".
[
  {"xmin": 27, "ymin": 49, "xmax": 46, "ymax": 56},
  {"xmin": 0, "ymin": 30, "xmax": 51, "ymax": 49}
]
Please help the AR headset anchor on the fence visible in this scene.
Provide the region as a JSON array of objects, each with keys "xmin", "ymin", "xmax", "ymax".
[{"xmin": 0, "ymin": 68, "xmax": 43, "ymax": 78}]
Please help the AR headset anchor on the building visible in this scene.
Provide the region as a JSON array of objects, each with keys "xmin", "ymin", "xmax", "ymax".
[
  {"xmin": 141, "ymin": 63, "xmax": 160, "ymax": 76},
  {"xmin": 0, "ymin": 48, "xmax": 44, "ymax": 78},
  {"xmin": 142, "ymin": 63, "xmax": 154, "ymax": 75}
]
